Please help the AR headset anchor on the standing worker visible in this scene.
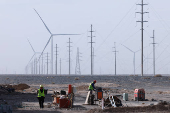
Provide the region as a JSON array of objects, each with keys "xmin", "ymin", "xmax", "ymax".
[
  {"xmin": 37, "ymin": 85, "xmax": 45, "ymax": 108},
  {"xmin": 89, "ymin": 80, "xmax": 96, "ymax": 94}
]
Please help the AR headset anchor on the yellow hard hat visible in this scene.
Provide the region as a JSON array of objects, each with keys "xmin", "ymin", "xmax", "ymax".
[{"xmin": 40, "ymin": 85, "xmax": 43, "ymax": 88}]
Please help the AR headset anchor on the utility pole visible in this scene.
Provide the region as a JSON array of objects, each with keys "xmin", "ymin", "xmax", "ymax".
[
  {"xmin": 39, "ymin": 59, "xmax": 40, "ymax": 74},
  {"xmin": 60, "ymin": 58, "xmax": 61, "ymax": 75},
  {"xmin": 151, "ymin": 30, "xmax": 156, "ymax": 76},
  {"xmin": 67, "ymin": 38, "xmax": 72, "ymax": 75},
  {"xmin": 93, "ymin": 47, "xmax": 95, "ymax": 74},
  {"xmin": 42, "ymin": 54, "xmax": 43, "ymax": 74},
  {"xmin": 32, "ymin": 61, "xmax": 33, "ymax": 74},
  {"xmin": 44, "ymin": 63, "xmax": 46, "ymax": 74},
  {"xmin": 34, "ymin": 59, "xmax": 36, "ymax": 74},
  {"xmin": 47, "ymin": 52, "xmax": 49, "ymax": 75},
  {"xmin": 35, "ymin": 58, "xmax": 38, "ymax": 74},
  {"xmin": 113, "ymin": 42, "xmax": 118, "ymax": 76},
  {"xmin": 136, "ymin": 0, "xmax": 148, "ymax": 76},
  {"xmin": 89, "ymin": 24, "xmax": 95, "ymax": 75},
  {"xmin": 75, "ymin": 48, "xmax": 81, "ymax": 75},
  {"xmin": 55, "ymin": 44, "xmax": 58, "ymax": 75}
]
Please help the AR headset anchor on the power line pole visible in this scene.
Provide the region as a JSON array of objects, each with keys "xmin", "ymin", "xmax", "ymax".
[
  {"xmin": 67, "ymin": 38, "xmax": 72, "ymax": 75},
  {"xmin": 42, "ymin": 54, "xmax": 43, "ymax": 74},
  {"xmin": 151, "ymin": 30, "xmax": 156, "ymax": 76},
  {"xmin": 93, "ymin": 47, "xmax": 95, "ymax": 74},
  {"xmin": 47, "ymin": 52, "xmax": 49, "ymax": 75},
  {"xmin": 34, "ymin": 59, "xmax": 36, "ymax": 74},
  {"xmin": 32, "ymin": 61, "xmax": 33, "ymax": 74},
  {"xmin": 75, "ymin": 47, "xmax": 81, "ymax": 75},
  {"xmin": 89, "ymin": 24, "xmax": 95, "ymax": 75},
  {"xmin": 136, "ymin": 0, "xmax": 148, "ymax": 76},
  {"xmin": 55, "ymin": 44, "xmax": 59, "ymax": 75},
  {"xmin": 39, "ymin": 58, "xmax": 40, "ymax": 74},
  {"xmin": 44, "ymin": 63, "xmax": 46, "ymax": 74},
  {"xmin": 113, "ymin": 42, "xmax": 118, "ymax": 76},
  {"xmin": 36, "ymin": 58, "xmax": 38, "ymax": 74},
  {"xmin": 60, "ymin": 58, "xmax": 61, "ymax": 75}
]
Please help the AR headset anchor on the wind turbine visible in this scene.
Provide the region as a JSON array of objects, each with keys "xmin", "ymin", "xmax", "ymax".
[
  {"xmin": 122, "ymin": 44, "xmax": 140, "ymax": 76},
  {"xmin": 27, "ymin": 39, "xmax": 41, "ymax": 74},
  {"xmin": 34, "ymin": 9, "xmax": 80, "ymax": 74}
]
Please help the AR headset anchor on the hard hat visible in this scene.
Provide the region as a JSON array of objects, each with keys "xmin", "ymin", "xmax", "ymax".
[
  {"xmin": 94, "ymin": 80, "xmax": 96, "ymax": 83},
  {"xmin": 40, "ymin": 85, "xmax": 43, "ymax": 88}
]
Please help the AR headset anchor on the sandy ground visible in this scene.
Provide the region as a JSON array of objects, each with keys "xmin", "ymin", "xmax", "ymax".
[{"xmin": 0, "ymin": 75, "xmax": 170, "ymax": 113}]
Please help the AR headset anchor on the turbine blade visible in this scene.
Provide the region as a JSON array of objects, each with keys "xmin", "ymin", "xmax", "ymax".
[
  {"xmin": 34, "ymin": 9, "xmax": 52, "ymax": 34},
  {"xmin": 52, "ymin": 34, "xmax": 80, "ymax": 36},
  {"xmin": 27, "ymin": 54, "xmax": 35, "ymax": 66},
  {"xmin": 27, "ymin": 39, "xmax": 35, "ymax": 53},
  {"xmin": 38, "ymin": 35, "xmax": 52, "ymax": 62},
  {"xmin": 121, "ymin": 44, "xmax": 134, "ymax": 53}
]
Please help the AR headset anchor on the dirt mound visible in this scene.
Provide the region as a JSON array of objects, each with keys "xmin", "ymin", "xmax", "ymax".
[
  {"xmin": 13, "ymin": 84, "xmax": 30, "ymax": 90},
  {"xmin": 154, "ymin": 74, "xmax": 162, "ymax": 77},
  {"xmin": 77, "ymin": 85, "xmax": 89, "ymax": 91},
  {"xmin": 87, "ymin": 101, "xmax": 170, "ymax": 113}
]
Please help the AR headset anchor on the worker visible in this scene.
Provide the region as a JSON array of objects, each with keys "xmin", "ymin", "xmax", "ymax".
[
  {"xmin": 37, "ymin": 85, "xmax": 45, "ymax": 108},
  {"xmin": 89, "ymin": 80, "xmax": 96, "ymax": 94}
]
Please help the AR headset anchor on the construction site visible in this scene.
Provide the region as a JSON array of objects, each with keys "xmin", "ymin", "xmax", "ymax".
[
  {"xmin": 1, "ymin": 0, "xmax": 170, "ymax": 113},
  {"xmin": 0, "ymin": 74, "xmax": 170, "ymax": 113}
]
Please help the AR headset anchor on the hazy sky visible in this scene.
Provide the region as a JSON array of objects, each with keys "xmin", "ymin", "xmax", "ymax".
[{"xmin": 0, "ymin": 0, "xmax": 170, "ymax": 75}]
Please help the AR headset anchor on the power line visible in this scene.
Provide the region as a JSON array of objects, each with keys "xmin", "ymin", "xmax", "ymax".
[{"xmin": 95, "ymin": 3, "xmax": 136, "ymax": 52}]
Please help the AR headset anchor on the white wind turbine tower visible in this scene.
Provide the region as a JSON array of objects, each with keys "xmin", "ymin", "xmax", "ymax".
[
  {"xmin": 34, "ymin": 9, "xmax": 80, "ymax": 74},
  {"xmin": 122, "ymin": 44, "xmax": 140, "ymax": 76}
]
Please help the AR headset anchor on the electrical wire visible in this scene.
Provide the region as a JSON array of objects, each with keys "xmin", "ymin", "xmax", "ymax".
[{"xmin": 94, "ymin": 3, "xmax": 137, "ymax": 52}]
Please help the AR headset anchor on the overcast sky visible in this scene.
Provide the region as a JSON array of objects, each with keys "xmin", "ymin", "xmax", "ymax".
[{"xmin": 0, "ymin": 0, "xmax": 170, "ymax": 75}]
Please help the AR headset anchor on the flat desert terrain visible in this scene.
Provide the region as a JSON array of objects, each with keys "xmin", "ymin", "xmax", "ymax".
[{"xmin": 0, "ymin": 75, "xmax": 170, "ymax": 113}]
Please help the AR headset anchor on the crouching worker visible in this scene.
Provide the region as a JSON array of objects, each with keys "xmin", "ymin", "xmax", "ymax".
[
  {"xmin": 37, "ymin": 85, "xmax": 45, "ymax": 108},
  {"xmin": 89, "ymin": 80, "xmax": 96, "ymax": 94}
]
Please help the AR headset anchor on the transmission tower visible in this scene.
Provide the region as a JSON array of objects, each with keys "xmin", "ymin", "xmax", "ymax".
[
  {"xmin": 88, "ymin": 24, "xmax": 95, "ymax": 75},
  {"xmin": 113, "ymin": 42, "xmax": 118, "ymax": 76},
  {"xmin": 151, "ymin": 30, "xmax": 156, "ymax": 76},
  {"xmin": 75, "ymin": 48, "xmax": 81, "ymax": 75},
  {"xmin": 136, "ymin": 0, "xmax": 149, "ymax": 76},
  {"xmin": 67, "ymin": 38, "xmax": 72, "ymax": 75}
]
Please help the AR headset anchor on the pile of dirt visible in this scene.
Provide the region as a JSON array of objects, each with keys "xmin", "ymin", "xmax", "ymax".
[
  {"xmin": 77, "ymin": 85, "xmax": 89, "ymax": 91},
  {"xmin": 12, "ymin": 84, "xmax": 30, "ymax": 90},
  {"xmin": 154, "ymin": 74, "xmax": 162, "ymax": 77},
  {"xmin": 87, "ymin": 101, "xmax": 170, "ymax": 113}
]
